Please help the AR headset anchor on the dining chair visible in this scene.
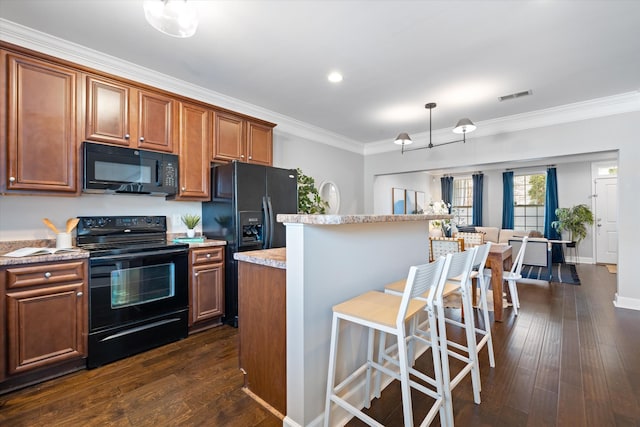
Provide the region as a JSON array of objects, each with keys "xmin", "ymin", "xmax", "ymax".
[
  {"xmin": 453, "ymin": 231, "xmax": 485, "ymax": 248},
  {"xmin": 324, "ymin": 256, "xmax": 451, "ymax": 427},
  {"xmin": 484, "ymin": 236, "xmax": 529, "ymax": 316},
  {"xmin": 429, "ymin": 237, "xmax": 465, "ymax": 262}
]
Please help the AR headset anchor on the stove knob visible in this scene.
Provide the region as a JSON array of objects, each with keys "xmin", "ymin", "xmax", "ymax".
[
  {"xmin": 97, "ymin": 218, "xmax": 106, "ymax": 227},
  {"xmin": 84, "ymin": 219, "xmax": 94, "ymax": 227}
]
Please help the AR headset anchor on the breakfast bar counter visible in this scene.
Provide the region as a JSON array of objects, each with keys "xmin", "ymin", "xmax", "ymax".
[{"xmin": 276, "ymin": 213, "xmax": 450, "ymax": 426}]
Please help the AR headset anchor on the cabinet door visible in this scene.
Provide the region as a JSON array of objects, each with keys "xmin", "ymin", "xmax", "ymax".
[
  {"xmin": 6, "ymin": 282, "xmax": 85, "ymax": 375},
  {"xmin": 6, "ymin": 53, "xmax": 78, "ymax": 193},
  {"xmin": 176, "ymin": 102, "xmax": 210, "ymax": 200},
  {"xmin": 86, "ymin": 76, "xmax": 131, "ymax": 146},
  {"xmin": 137, "ymin": 90, "xmax": 175, "ymax": 153},
  {"xmin": 246, "ymin": 121, "xmax": 273, "ymax": 166},
  {"xmin": 212, "ymin": 111, "xmax": 245, "ymax": 162},
  {"xmin": 191, "ymin": 262, "xmax": 225, "ymax": 324}
]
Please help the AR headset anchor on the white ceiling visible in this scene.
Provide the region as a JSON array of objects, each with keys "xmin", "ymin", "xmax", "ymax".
[{"xmin": 2, "ymin": 0, "xmax": 639, "ymax": 146}]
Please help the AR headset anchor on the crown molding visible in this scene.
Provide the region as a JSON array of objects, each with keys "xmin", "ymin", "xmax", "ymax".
[
  {"xmin": 2, "ymin": 19, "xmax": 638, "ymax": 158},
  {"xmin": 0, "ymin": 19, "xmax": 364, "ymax": 155},
  {"xmin": 364, "ymin": 91, "xmax": 640, "ymax": 155}
]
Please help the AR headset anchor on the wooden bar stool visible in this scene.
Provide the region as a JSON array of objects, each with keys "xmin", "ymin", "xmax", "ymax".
[{"xmin": 324, "ymin": 256, "xmax": 451, "ymax": 427}]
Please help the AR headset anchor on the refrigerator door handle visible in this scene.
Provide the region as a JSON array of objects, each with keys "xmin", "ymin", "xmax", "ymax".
[
  {"xmin": 267, "ymin": 196, "xmax": 275, "ymax": 248},
  {"xmin": 262, "ymin": 196, "xmax": 270, "ymax": 249}
]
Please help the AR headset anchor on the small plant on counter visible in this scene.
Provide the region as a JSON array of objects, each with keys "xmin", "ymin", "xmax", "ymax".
[
  {"xmin": 181, "ymin": 214, "xmax": 201, "ymax": 230},
  {"xmin": 297, "ymin": 168, "xmax": 329, "ymax": 214}
]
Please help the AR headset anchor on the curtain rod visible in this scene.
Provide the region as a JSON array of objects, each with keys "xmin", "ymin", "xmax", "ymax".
[
  {"xmin": 506, "ymin": 164, "xmax": 556, "ymax": 172},
  {"xmin": 441, "ymin": 171, "xmax": 482, "ymax": 177}
]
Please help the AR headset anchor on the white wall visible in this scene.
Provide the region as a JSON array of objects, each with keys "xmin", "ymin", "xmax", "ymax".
[
  {"xmin": 273, "ymin": 131, "xmax": 364, "ymax": 214},
  {"xmin": 365, "ymin": 111, "xmax": 640, "ymax": 309},
  {"xmin": 372, "ymin": 171, "xmax": 433, "ymax": 214}
]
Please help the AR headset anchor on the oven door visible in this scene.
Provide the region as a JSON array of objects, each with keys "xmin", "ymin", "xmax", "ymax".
[{"xmin": 88, "ymin": 248, "xmax": 188, "ymax": 332}]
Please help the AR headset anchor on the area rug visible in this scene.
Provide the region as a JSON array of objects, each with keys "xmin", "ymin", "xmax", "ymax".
[
  {"xmin": 553, "ymin": 263, "xmax": 581, "ymax": 285},
  {"xmin": 520, "ymin": 263, "xmax": 580, "ymax": 285},
  {"xmin": 606, "ymin": 264, "xmax": 617, "ymax": 274}
]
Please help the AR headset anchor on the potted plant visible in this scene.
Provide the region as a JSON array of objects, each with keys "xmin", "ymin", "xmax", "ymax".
[
  {"xmin": 551, "ymin": 204, "xmax": 594, "ymax": 247},
  {"xmin": 181, "ymin": 214, "xmax": 201, "ymax": 238},
  {"xmin": 297, "ymin": 168, "xmax": 328, "ymax": 214}
]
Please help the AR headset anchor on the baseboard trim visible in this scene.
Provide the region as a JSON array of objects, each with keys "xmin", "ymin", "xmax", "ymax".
[{"xmin": 613, "ymin": 293, "xmax": 640, "ymax": 311}]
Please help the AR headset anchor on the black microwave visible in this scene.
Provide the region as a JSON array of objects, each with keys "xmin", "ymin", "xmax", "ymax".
[{"xmin": 83, "ymin": 142, "xmax": 178, "ymax": 196}]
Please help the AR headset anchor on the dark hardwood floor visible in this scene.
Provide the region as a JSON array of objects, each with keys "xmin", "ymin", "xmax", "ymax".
[
  {"xmin": 348, "ymin": 263, "xmax": 640, "ymax": 426},
  {"xmin": 1, "ymin": 264, "xmax": 638, "ymax": 426}
]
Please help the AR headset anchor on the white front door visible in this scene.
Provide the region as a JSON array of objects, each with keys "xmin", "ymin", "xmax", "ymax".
[{"xmin": 594, "ymin": 177, "xmax": 618, "ymax": 264}]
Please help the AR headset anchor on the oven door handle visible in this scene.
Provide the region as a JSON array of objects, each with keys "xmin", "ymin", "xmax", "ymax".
[{"xmin": 89, "ymin": 247, "xmax": 188, "ymax": 261}]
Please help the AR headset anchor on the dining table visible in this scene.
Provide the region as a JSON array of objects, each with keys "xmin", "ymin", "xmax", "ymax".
[{"xmin": 485, "ymin": 244, "xmax": 513, "ymax": 322}]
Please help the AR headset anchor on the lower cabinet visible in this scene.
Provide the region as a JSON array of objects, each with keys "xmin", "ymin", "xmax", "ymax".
[
  {"xmin": 189, "ymin": 246, "xmax": 225, "ymax": 331},
  {"xmin": 1, "ymin": 259, "xmax": 88, "ymax": 389}
]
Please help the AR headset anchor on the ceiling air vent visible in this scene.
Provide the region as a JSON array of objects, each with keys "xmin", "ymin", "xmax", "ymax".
[{"xmin": 498, "ymin": 90, "xmax": 533, "ymax": 102}]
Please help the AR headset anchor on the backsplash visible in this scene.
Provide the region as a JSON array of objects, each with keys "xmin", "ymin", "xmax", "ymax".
[{"xmin": 0, "ymin": 193, "xmax": 202, "ymax": 241}]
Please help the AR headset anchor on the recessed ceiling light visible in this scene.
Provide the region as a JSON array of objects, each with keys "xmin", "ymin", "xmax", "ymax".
[{"xmin": 327, "ymin": 72, "xmax": 343, "ymax": 83}]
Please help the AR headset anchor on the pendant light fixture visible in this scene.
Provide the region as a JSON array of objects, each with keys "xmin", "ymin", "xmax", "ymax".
[
  {"xmin": 394, "ymin": 102, "xmax": 476, "ymax": 154},
  {"xmin": 143, "ymin": 0, "xmax": 199, "ymax": 38}
]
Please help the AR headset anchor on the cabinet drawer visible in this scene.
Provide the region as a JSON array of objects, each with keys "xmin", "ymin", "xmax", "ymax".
[
  {"xmin": 5, "ymin": 261, "xmax": 85, "ymax": 289},
  {"xmin": 191, "ymin": 247, "xmax": 224, "ymax": 265}
]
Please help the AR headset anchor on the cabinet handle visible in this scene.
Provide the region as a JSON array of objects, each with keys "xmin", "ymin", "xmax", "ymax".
[
  {"xmin": 139, "ymin": 136, "xmax": 145, "ymax": 142},
  {"xmin": 181, "ymin": 187, "xmax": 186, "ymax": 191},
  {"xmin": 240, "ymin": 154, "xmax": 245, "ymax": 159},
  {"xmin": 206, "ymin": 253, "xmax": 211, "ymax": 258},
  {"xmin": 124, "ymin": 134, "xmax": 130, "ymax": 139},
  {"xmin": 44, "ymin": 272, "xmax": 52, "ymax": 279},
  {"xmin": 77, "ymin": 291, "xmax": 83, "ymax": 297},
  {"xmin": 9, "ymin": 176, "xmax": 16, "ymax": 183},
  {"xmin": 249, "ymin": 156, "xmax": 253, "ymax": 160},
  {"xmin": 194, "ymin": 272, "xmax": 199, "ymax": 277}
]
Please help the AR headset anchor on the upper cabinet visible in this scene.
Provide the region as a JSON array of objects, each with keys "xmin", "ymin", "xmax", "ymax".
[
  {"xmin": 1, "ymin": 43, "xmax": 275, "ymax": 199},
  {"xmin": 246, "ymin": 120, "xmax": 273, "ymax": 166},
  {"xmin": 86, "ymin": 75, "xmax": 176, "ymax": 153},
  {"xmin": 174, "ymin": 101, "xmax": 210, "ymax": 200},
  {"xmin": 212, "ymin": 111, "xmax": 274, "ymax": 166},
  {"xmin": 2, "ymin": 51, "xmax": 80, "ymax": 194}
]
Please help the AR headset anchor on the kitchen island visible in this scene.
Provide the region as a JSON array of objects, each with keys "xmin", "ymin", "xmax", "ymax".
[{"xmin": 276, "ymin": 213, "xmax": 450, "ymax": 427}]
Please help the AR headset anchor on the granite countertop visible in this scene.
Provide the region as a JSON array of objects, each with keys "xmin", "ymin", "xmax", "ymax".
[
  {"xmin": 0, "ymin": 248, "xmax": 89, "ymax": 267},
  {"xmin": 184, "ymin": 239, "xmax": 227, "ymax": 248},
  {"xmin": 234, "ymin": 248, "xmax": 286, "ymax": 269},
  {"xmin": 276, "ymin": 213, "xmax": 452, "ymax": 225}
]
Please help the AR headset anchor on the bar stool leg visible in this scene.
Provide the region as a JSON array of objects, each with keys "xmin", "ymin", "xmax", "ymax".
[{"xmin": 324, "ymin": 313, "xmax": 340, "ymax": 427}]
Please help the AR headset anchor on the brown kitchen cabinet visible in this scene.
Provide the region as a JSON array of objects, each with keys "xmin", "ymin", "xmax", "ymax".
[
  {"xmin": 86, "ymin": 75, "xmax": 176, "ymax": 153},
  {"xmin": 2, "ymin": 50, "xmax": 81, "ymax": 194},
  {"xmin": 212, "ymin": 110, "xmax": 274, "ymax": 165},
  {"xmin": 1, "ymin": 260, "xmax": 88, "ymax": 383},
  {"xmin": 173, "ymin": 101, "xmax": 210, "ymax": 200},
  {"xmin": 189, "ymin": 246, "xmax": 225, "ymax": 332}
]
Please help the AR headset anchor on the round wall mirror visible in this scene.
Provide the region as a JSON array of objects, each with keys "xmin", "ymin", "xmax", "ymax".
[{"xmin": 319, "ymin": 181, "xmax": 340, "ymax": 214}]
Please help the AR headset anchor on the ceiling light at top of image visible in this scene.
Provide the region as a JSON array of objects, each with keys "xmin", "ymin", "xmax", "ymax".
[
  {"xmin": 327, "ymin": 72, "xmax": 343, "ymax": 83},
  {"xmin": 144, "ymin": 0, "xmax": 199, "ymax": 38}
]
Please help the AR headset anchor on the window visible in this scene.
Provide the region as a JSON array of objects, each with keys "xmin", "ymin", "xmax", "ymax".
[
  {"xmin": 452, "ymin": 177, "xmax": 473, "ymax": 226},
  {"xmin": 513, "ymin": 173, "xmax": 545, "ymax": 232}
]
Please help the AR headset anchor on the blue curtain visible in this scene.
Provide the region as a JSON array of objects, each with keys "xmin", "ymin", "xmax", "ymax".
[
  {"xmin": 544, "ymin": 167, "xmax": 563, "ymax": 262},
  {"xmin": 472, "ymin": 173, "xmax": 483, "ymax": 226},
  {"xmin": 440, "ymin": 176, "xmax": 454, "ymax": 212},
  {"xmin": 502, "ymin": 171, "xmax": 514, "ymax": 229}
]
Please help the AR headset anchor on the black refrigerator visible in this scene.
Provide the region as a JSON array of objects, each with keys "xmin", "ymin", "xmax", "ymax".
[{"xmin": 202, "ymin": 161, "xmax": 298, "ymax": 327}]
